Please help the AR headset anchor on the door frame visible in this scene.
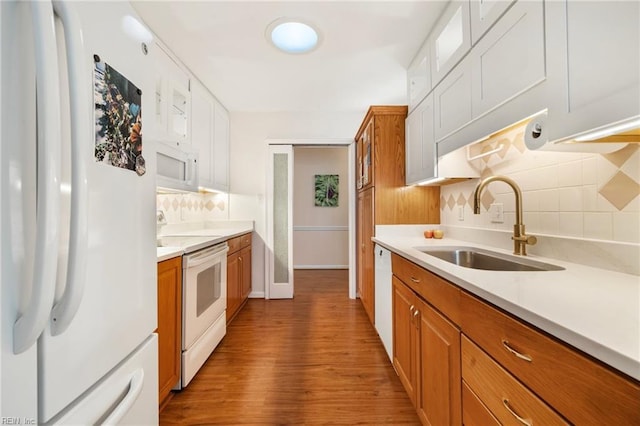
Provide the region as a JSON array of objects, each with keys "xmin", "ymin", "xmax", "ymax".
[{"xmin": 265, "ymin": 138, "xmax": 356, "ymax": 299}]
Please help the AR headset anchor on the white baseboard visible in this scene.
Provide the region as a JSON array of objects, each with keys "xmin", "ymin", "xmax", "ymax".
[{"xmin": 248, "ymin": 291, "xmax": 265, "ymax": 299}]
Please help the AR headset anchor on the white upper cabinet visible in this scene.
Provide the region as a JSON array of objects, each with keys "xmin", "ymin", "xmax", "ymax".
[
  {"xmin": 546, "ymin": 0, "xmax": 640, "ymax": 143},
  {"xmin": 190, "ymin": 79, "xmax": 214, "ymax": 189},
  {"xmin": 469, "ymin": 0, "xmax": 516, "ymax": 44},
  {"xmin": 430, "ymin": 0, "xmax": 472, "ymax": 86},
  {"xmin": 152, "ymin": 42, "xmax": 191, "ymax": 145},
  {"xmin": 212, "ymin": 100, "xmax": 230, "ymax": 193},
  {"xmin": 471, "ymin": 0, "xmax": 545, "ymax": 118},
  {"xmin": 406, "ymin": 94, "xmax": 435, "ymax": 185},
  {"xmin": 407, "ymin": 40, "xmax": 431, "ymax": 113},
  {"xmin": 189, "ymin": 78, "xmax": 230, "ymax": 193},
  {"xmin": 434, "ymin": 55, "xmax": 472, "ymax": 142}
]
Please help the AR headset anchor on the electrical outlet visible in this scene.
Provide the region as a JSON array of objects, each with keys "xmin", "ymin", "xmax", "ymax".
[
  {"xmin": 458, "ymin": 205, "xmax": 464, "ymax": 221},
  {"xmin": 489, "ymin": 203, "xmax": 504, "ymax": 223}
]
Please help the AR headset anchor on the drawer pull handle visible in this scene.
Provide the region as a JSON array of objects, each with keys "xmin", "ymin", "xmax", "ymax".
[
  {"xmin": 410, "ymin": 305, "xmax": 415, "ymax": 315},
  {"xmin": 502, "ymin": 340, "xmax": 533, "ymax": 362},
  {"xmin": 410, "ymin": 276, "xmax": 420, "ymax": 283},
  {"xmin": 413, "ymin": 309, "xmax": 419, "ymax": 318},
  {"xmin": 502, "ymin": 398, "xmax": 532, "ymax": 426}
]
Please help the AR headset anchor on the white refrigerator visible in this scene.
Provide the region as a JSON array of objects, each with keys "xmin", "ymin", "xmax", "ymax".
[{"xmin": 1, "ymin": 1, "xmax": 158, "ymax": 424}]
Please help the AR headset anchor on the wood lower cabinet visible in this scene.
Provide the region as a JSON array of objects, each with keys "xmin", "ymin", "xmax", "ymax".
[
  {"xmin": 226, "ymin": 232, "xmax": 252, "ymax": 324},
  {"xmin": 355, "ymin": 106, "xmax": 440, "ymax": 326},
  {"xmin": 357, "ymin": 188, "xmax": 375, "ymax": 324},
  {"xmin": 462, "ymin": 336, "xmax": 568, "ymax": 425},
  {"xmin": 157, "ymin": 256, "xmax": 182, "ymax": 409},
  {"xmin": 392, "ymin": 275, "xmax": 462, "ymax": 425},
  {"xmin": 390, "ymin": 252, "xmax": 640, "ymax": 425},
  {"xmin": 461, "ymin": 291, "xmax": 640, "ymax": 425}
]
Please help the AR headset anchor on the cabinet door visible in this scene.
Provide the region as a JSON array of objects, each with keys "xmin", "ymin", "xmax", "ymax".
[
  {"xmin": 240, "ymin": 245, "xmax": 252, "ymax": 300},
  {"xmin": 392, "ymin": 276, "xmax": 418, "ymax": 405},
  {"xmin": 157, "ymin": 258, "xmax": 182, "ymax": 407},
  {"xmin": 190, "ymin": 79, "xmax": 214, "ymax": 188},
  {"xmin": 431, "ymin": 0, "xmax": 472, "ymax": 86},
  {"xmin": 407, "ymin": 40, "xmax": 431, "ymax": 113},
  {"xmin": 358, "ymin": 187, "xmax": 375, "ymax": 325},
  {"xmin": 471, "ymin": 0, "xmax": 545, "ymax": 118},
  {"xmin": 361, "ymin": 119, "xmax": 374, "ymax": 189},
  {"xmin": 406, "ymin": 94, "xmax": 435, "ymax": 185},
  {"xmin": 356, "ymin": 136, "xmax": 364, "ymax": 190},
  {"xmin": 434, "ymin": 55, "xmax": 472, "ymax": 142},
  {"xmin": 469, "ymin": 0, "xmax": 515, "ymax": 44},
  {"xmin": 226, "ymin": 251, "xmax": 241, "ymax": 323},
  {"xmin": 546, "ymin": 0, "xmax": 640, "ymax": 142},
  {"xmin": 415, "ymin": 297, "xmax": 462, "ymax": 426},
  {"xmin": 213, "ymin": 100, "xmax": 230, "ymax": 192}
]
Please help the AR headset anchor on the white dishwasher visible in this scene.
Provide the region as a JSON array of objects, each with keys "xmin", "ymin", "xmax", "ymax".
[{"xmin": 374, "ymin": 244, "xmax": 392, "ymax": 361}]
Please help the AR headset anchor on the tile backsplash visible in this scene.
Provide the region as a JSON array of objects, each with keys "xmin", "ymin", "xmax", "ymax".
[
  {"xmin": 157, "ymin": 192, "xmax": 229, "ymax": 224},
  {"xmin": 440, "ymin": 123, "xmax": 640, "ymax": 244}
]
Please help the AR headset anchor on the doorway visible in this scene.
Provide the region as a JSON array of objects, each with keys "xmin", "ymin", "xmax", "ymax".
[{"xmin": 265, "ymin": 140, "xmax": 356, "ymax": 300}]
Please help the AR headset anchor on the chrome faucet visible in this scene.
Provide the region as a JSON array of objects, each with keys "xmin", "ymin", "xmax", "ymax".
[{"xmin": 473, "ymin": 176, "xmax": 537, "ymax": 255}]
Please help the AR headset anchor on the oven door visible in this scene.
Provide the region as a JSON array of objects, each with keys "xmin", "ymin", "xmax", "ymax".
[{"xmin": 182, "ymin": 242, "xmax": 228, "ymax": 350}]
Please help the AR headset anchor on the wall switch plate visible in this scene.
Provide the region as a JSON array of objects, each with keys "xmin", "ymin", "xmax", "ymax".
[
  {"xmin": 458, "ymin": 205, "xmax": 464, "ymax": 221},
  {"xmin": 489, "ymin": 203, "xmax": 504, "ymax": 223}
]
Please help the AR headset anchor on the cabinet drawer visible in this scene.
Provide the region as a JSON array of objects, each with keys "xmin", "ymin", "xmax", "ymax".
[
  {"xmin": 462, "ymin": 336, "xmax": 568, "ymax": 425},
  {"xmin": 239, "ymin": 232, "xmax": 251, "ymax": 248},
  {"xmin": 227, "ymin": 236, "xmax": 241, "ymax": 254},
  {"xmin": 462, "ymin": 381, "xmax": 499, "ymax": 426},
  {"xmin": 461, "ymin": 292, "xmax": 640, "ymax": 424},
  {"xmin": 391, "ymin": 254, "xmax": 460, "ymax": 324}
]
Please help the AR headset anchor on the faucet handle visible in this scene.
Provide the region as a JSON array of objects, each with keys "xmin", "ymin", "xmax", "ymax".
[{"xmin": 513, "ymin": 234, "xmax": 537, "ymax": 245}]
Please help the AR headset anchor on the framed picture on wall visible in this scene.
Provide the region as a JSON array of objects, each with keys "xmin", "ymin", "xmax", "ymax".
[{"xmin": 315, "ymin": 174, "xmax": 339, "ymax": 207}]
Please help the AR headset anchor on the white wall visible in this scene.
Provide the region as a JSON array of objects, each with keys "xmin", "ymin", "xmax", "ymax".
[
  {"xmin": 228, "ymin": 111, "xmax": 363, "ymax": 297},
  {"xmin": 293, "ymin": 146, "xmax": 349, "ymax": 269}
]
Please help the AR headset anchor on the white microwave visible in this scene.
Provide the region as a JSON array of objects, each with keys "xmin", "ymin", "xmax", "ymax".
[{"xmin": 156, "ymin": 141, "xmax": 199, "ymax": 192}]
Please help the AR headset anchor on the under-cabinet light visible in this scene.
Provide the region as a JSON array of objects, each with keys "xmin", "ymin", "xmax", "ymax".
[{"xmin": 573, "ymin": 118, "xmax": 640, "ymax": 142}]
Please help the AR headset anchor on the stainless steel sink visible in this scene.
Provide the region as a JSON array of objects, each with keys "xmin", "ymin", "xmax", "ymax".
[{"xmin": 415, "ymin": 246, "xmax": 564, "ymax": 271}]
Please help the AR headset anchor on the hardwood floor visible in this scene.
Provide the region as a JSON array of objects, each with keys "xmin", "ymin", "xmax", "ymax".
[{"xmin": 160, "ymin": 269, "xmax": 419, "ymax": 425}]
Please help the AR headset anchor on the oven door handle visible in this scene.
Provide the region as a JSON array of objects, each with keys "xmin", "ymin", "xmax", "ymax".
[{"xmin": 185, "ymin": 245, "xmax": 228, "ymax": 268}]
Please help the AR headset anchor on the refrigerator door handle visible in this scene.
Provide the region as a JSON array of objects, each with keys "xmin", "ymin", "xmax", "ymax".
[
  {"xmin": 49, "ymin": 0, "xmax": 90, "ymax": 336},
  {"xmin": 102, "ymin": 369, "xmax": 145, "ymax": 425},
  {"xmin": 13, "ymin": 0, "xmax": 62, "ymax": 354}
]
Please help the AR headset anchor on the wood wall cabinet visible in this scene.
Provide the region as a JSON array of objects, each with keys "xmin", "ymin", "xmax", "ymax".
[
  {"xmin": 226, "ymin": 233, "xmax": 252, "ymax": 324},
  {"xmin": 157, "ymin": 256, "xmax": 182, "ymax": 409},
  {"xmin": 389, "ymin": 252, "xmax": 640, "ymax": 425},
  {"xmin": 355, "ymin": 106, "xmax": 440, "ymax": 326}
]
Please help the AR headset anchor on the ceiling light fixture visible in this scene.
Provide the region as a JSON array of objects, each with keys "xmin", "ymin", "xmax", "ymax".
[{"xmin": 267, "ymin": 18, "xmax": 320, "ymax": 54}]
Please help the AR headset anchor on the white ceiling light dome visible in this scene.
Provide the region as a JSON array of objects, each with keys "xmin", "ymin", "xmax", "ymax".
[{"xmin": 266, "ymin": 18, "xmax": 321, "ymax": 54}]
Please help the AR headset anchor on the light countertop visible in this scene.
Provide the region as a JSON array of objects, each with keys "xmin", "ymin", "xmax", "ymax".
[
  {"xmin": 157, "ymin": 247, "xmax": 183, "ymax": 262},
  {"xmin": 156, "ymin": 222, "xmax": 254, "ymax": 262},
  {"xmin": 373, "ymin": 234, "xmax": 640, "ymax": 381}
]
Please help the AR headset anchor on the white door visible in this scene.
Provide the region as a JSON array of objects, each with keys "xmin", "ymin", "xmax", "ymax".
[{"xmin": 266, "ymin": 145, "xmax": 294, "ymax": 299}]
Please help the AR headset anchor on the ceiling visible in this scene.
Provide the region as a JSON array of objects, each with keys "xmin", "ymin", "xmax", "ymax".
[{"xmin": 131, "ymin": 1, "xmax": 448, "ymax": 113}]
